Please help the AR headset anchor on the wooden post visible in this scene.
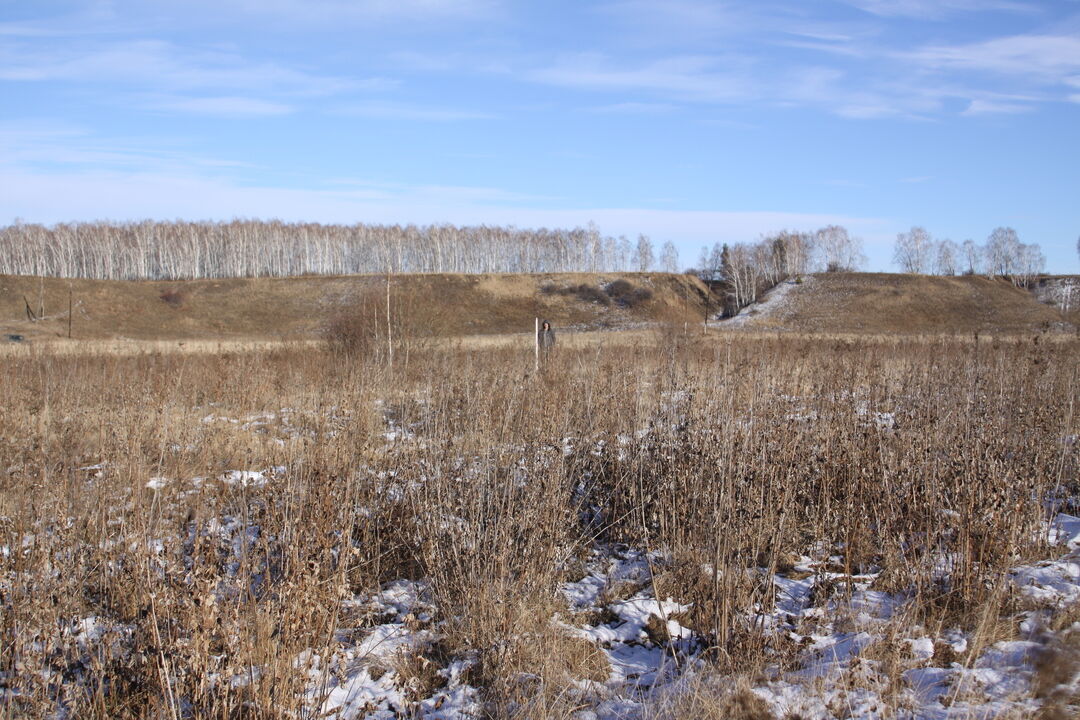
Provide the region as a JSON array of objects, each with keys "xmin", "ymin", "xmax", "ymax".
[
  {"xmin": 534, "ymin": 317, "xmax": 539, "ymax": 372},
  {"xmin": 68, "ymin": 288, "xmax": 73, "ymax": 339}
]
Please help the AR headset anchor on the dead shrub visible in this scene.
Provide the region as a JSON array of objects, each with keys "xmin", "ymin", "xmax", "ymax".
[
  {"xmin": 326, "ymin": 278, "xmax": 447, "ymax": 359},
  {"xmin": 541, "ymin": 282, "xmax": 612, "ymax": 306},
  {"xmin": 325, "ymin": 310, "xmax": 379, "ymax": 356},
  {"xmin": 159, "ymin": 287, "xmax": 186, "ymax": 307},
  {"xmin": 606, "ymin": 279, "xmax": 653, "ymax": 307}
]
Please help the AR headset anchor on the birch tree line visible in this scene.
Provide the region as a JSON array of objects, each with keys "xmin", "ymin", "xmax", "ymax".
[
  {"xmin": 0, "ymin": 220, "xmax": 671, "ymax": 279},
  {"xmin": 894, "ymin": 226, "xmax": 1045, "ymax": 286}
]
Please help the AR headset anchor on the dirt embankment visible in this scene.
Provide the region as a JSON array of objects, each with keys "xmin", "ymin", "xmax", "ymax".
[
  {"xmin": 729, "ymin": 273, "xmax": 1075, "ymax": 335},
  {"xmin": 0, "ymin": 272, "xmax": 712, "ymax": 346}
]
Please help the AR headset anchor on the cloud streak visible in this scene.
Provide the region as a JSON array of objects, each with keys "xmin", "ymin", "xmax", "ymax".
[
  {"xmin": 0, "ymin": 124, "xmax": 254, "ymax": 173},
  {"xmin": 0, "ymin": 39, "xmax": 363, "ymax": 96},
  {"xmin": 841, "ymin": 0, "xmax": 1032, "ymax": 20},
  {"xmin": 203, "ymin": 0, "xmax": 501, "ymax": 25},
  {"xmin": 337, "ymin": 101, "xmax": 495, "ymax": 121},
  {"xmin": 907, "ymin": 35, "xmax": 1080, "ymax": 79},
  {"xmin": 151, "ymin": 96, "xmax": 295, "ymax": 117},
  {"xmin": 530, "ymin": 53, "xmax": 755, "ymax": 104}
]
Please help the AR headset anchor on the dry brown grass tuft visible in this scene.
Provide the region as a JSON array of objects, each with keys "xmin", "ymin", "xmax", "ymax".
[
  {"xmin": 643, "ymin": 675, "xmax": 775, "ymax": 720},
  {"xmin": 1032, "ymin": 624, "xmax": 1080, "ymax": 717}
]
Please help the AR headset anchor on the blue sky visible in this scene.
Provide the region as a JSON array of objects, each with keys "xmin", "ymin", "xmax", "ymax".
[{"xmin": 2, "ymin": 0, "xmax": 1079, "ymax": 272}]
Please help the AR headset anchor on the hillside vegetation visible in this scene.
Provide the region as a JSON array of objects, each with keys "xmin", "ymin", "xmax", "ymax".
[
  {"xmin": 0, "ymin": 272, "xmax": 711, "ymax": 344},
  {"xmin": 732, "ymin": 272, "xmax": 1074, "ymax": 335},
  {"xmin": 3, "ymin": 271, "xmax": 1074, "ymax": 349}
]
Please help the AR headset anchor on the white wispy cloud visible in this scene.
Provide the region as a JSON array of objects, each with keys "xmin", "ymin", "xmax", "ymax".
[
  {"xmin": 0, "ymin": 22, "xmax": 74, "ymax": 37},
  {"xmin": 0, "ymin": 123, "xmax": 255, "ymax": 173},
  {"xmin": 842, "ymin": 0, "xmax": 1032, "ymax": 20},
  {"xmin": 530, "ymin": 54, "xmax": 755, "ymax": 104},
  {"xmin": 150, "ymin": 96, "xmax": 295, "ymax": 117},
  {"xmin": 531, "ymin": 52, "xmax": 946, "ymax": 119},
  {"xmin": 597, "ymin": 0, "xmax": 878, "ymax": 58},
  {"xmin": 595, "ymin": 0, "xmax": 741, "ymax": 42},
  {"xmin": 528, "ymin": 29, "xmax": 1077, "ymax": 119},
  {"xmin": 961, "ymin": 99, "xmax": 1032, "ymax": 115},
  {"xmin": 907, "ymin": 35, "xmax": 1080, "ymax": 80},
  {"xmin": 0, "ymin": 39, "xmax": 363, "ymax": 96},
  {"xmin": 337, "ymin": 102, "xmax": 495, "ymax": 121},
  {"xmin": 897, "ymin": 34, "xmax": 1080, "ymax": 110},
  {"xmin": 216, "ymin": 0, "xmax": 500, "ymax": 24},
  {"xmin": 586, "ymin": 102, "xmax": 679, "ymax": 114},
  {"xmin": 572, "ymin": 0, "xmax": 1075, "ymax": 119}
]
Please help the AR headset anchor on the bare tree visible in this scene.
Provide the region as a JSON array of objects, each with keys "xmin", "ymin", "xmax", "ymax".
[
  {"xmin": 961, "ymin": 239, "xmax": 981, "ymax": 275},
  {"xmin": 723, "ymin": 243, "xmax": 758, "ymax": 310},
  {"xmin": 1013, "ymin": 243, "xmax": 1045, "ymax": 288},
  {"xmin": 617, "ymin": 236, "xmax": 633, "ymax": 271},
  {"xmin": 814, "ymin": 225, "xmax": 864, "ymax": 272},
  {"xmin": 635, "ymin": 234, "xmax": 654, "ymax": 272},
  {"xmin": 935, "ymin": 240, "xmax": 958, "ymax": 276},
  {"xmin": 659, "ymin": 241, "xmax": 679, "ymax": 273},
  {"xmin": 894, "ymin": 226, "xmax": 932, "ymax": 274},
  {"xmin": 706, "ymin": 243, "xmax": 724, "ymax": 282},
  {"xmin": 774, "ymin": 230, "xmax": 813, "ymax": 278},
  {"xmin": 985, "ymin": 227, "xmax": 1021, "ymax": 277}
]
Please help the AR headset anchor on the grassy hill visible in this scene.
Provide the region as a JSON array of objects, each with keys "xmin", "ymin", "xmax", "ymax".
[
  {"xmin": 3, "ymin": 271, "xmax": 1073, "ymax": 348},
  {"xmin": 0, "ymin": 272, "xmax": 712, "ymax": 344},
  {"xmin": 734, "ymin": 272, "xmax": 1075, "ymax": 335}
]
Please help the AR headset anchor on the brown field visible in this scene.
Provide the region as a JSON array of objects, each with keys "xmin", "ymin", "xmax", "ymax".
[
  {"xmin": 1, "ymin": 327, "xmax": 1078, "ymax": 718},
  {"xmin": 3, "ymin": 272, "xmax": 1075, "ymax": 366},
  {"xmin": 0, "ymin": 272, "xmax": 711, "ymax": 346},
  {"xmin": 2, "ymin": 272, "xmax": 1078, "ymax": 718}
]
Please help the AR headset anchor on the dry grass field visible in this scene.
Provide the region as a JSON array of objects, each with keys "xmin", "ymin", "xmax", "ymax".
[
  {"xmin": 3, "ymin": 273, "xmax": 1074, "ymax": 363},
  {"xmin": 0, "ymin": 273, "xmax": 711, "ymax": 346},
  {"xmin": 1, "ymin": 325, "xmax": 1078, "ymax": 719}
]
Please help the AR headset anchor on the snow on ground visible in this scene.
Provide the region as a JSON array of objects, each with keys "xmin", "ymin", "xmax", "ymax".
[
  {"xmin": 744, "ymin": 515, "xmax": 1080, "ymax": 720},
  {"xmin": 8, "ymin": 396, "xmax": 1077, "ymax": 718},
  {"xmin": 8, "ymin": 500, "xmax": 1078, "ymax": 719},
  {"xmin": 297, "ymin": 579, "xmax": 483, "ymax": 720},
  {"xmin": 720, "ymin": 277, "xmax": 808, "ymax": 328},
  {"xmin": 545, "ymin": 515, "xmax": 1080, "ymax": 719}
]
